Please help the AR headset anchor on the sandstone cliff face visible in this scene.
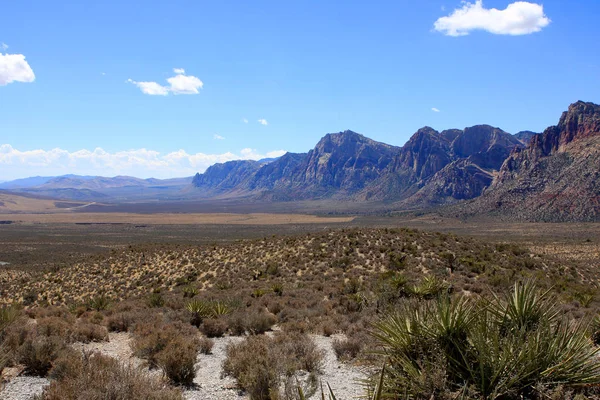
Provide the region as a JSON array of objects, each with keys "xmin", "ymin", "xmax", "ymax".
[
  {"xmin": 363, "ymin": 125, "xmax": 522, "ymax": 205},
  {"xmin": 296, "ymin": 130, "xmax": 399, "ymax": 193},
  {"xmin": 191, "ymin": 160, "xmax": 263, "ymax": 196},
  {"xmin": 463, "ymin": 101, "xmax": 600, "ymax": 221}
]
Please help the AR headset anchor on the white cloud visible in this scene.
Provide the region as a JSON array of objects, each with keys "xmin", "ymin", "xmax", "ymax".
[
  {"xmin": 128, "ymin": 69, "xmax": 203, "ymax": 96},
  {"xmin": 434, "ymin": 1, "xmax": 550, "ymax": 36},
  {"xmin": 0, "ymin": 144, "xmax": 287, "ymax": 180},
  {"xmin": 242, "ymin": 118, "xmax": 249, "ymax": 124},
  {"xmin": 167, "ymin": 73, "xmax": 203, "ymax": 94},
  {"xmin": 0, "ymin": 52, "xmax": 35, "ymax": 86},
  {"xmin": 213, "ymin": 134, "xmax": 225, "ymax": 140},
  {"xmin": 432, "ymin": 107, "xmax": 441, "ymax": 112},
  {"xmin": 127, "ymin": 79, "xmax": 169, "ymax": 96},
  {"xmin": 258, "ymin": 119, "xmax": 268, "ymax": 126},
  {"xmin": 1, "ymin": 43, "xmax": 8, "ymax": 51}
]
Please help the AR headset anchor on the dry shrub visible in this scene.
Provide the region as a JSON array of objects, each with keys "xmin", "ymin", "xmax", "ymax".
[
  {"xmin": 36, "ymin": 352, "xmax": 183, "ymax": 400},
  {"xmin": 201, "ymin": 318, "xmax": 227, "ymax": 338},
  {"xmin": 321, "ymin": 320, "xmax": 336, "ymax": 337},
  {"xmin": 246, "ymin": 309, "xmax": 277, "ymax": 335},
  {"xmin": 223, "ymin": 332, "xmax": 323, "ymax": 400},
  {"xmin": 156, "ymin": 336, "xmax": 198, "ymax": 386},
  {"xmin": 36, "ymin": 317, "xmax": 72, "ymax": 339},
  {"xmin": 273, "ymin": 331, "xmax": 323, "ymax": 374},
  {"xmin": 222, "ymin": 335, "xmax": 279, "ymax": 400},
  {"xmin": 198, "ymin": 336, "xmax": 214, "ymax": 355},
  {"xmin": 332, "ymin": 337, "xmax": 362, "ymax": 361},
  {"xmin": 227, "ymin": 311, "xmax": 247, "ymax": 336},
  {"xmin": 72, "ymin": 321, "xmax": 108, "ymax": 343},
  {"xmin": 18, "ymin": 335, "xmax": 66, "ymax": 376},
  {"xmin": 132, "ymin": 320, "xmax": 194, "ymax": 366},
  {"xmin": 131, "ymin": 319, "xmax": 200, "ymax": 385},
  {"xmin": 105, "ymin": 311, "xmax": 137, "ymax": 332}
]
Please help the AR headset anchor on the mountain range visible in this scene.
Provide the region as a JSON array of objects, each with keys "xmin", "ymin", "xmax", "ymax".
[{"xmin": 2, "ymin": 101, "xmax": 600, "ymax": 221}]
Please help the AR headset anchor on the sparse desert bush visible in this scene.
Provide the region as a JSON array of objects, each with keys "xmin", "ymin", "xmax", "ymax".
[
  {"xmin": 246, "ymin": 308, "xmax": 277, "ymax": 335},
  {"xmin": 18, "ymin": 335, "xmax": 66, "ymax": 376},
  {"xmin": 36, "ymin": 317, "xmax": 73, "ymax": 339},
  {"xmin": 198, "ymin": 336, "xmax": 214, "ymax": 354},
  {"xmin": 71, "ymin": 321, "xmax": 108, "ymax": 343},
  {"xmin": 223, "ymin": 332, "xmax": 323, "ymax": 400},
  {"xmin": 105, "ymin": 311, "xmax": 137, "ymax": 332},
  {"xmin": 332, "ymin": 337, "xmax": 362, "ymax": 361},
  {"xmin": 156, "ymin": 336, "xmax": 198, "ymax": 386},
  {"xmin": 36, "ymin": 352, "xmax": 183, "ymax": 400},
  {"xmin": 132, "ymin": 320, "xmax": 188, "ymax": 366},
  {"xmin": 223, "ymin": 335, "xmax": 279, "ymax": 400},
  {"xmin": 201, "ymin": 318, "xmax": 228, "ymax": 338}
]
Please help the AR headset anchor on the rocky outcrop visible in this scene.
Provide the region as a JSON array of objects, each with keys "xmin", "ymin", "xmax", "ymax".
[
  {"xmin": 462, "ymin": 101, "xmax": 600, "ymax": 221},
  {"xmin": 362, "ymin": 125, "xmax": 523, "ymax": 205},
  {"xmin": 514, "ymin": 131, "xmax": 537, "ymax": 145}
]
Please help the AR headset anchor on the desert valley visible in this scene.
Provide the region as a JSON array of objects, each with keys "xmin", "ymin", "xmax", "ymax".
[
  {"xmin": 2, "ymin": 101, "xmax": 600, "ymax": 399},
  {"xmin": 3, "ymin": 0, "xmax": 600, "ymax": 398}
]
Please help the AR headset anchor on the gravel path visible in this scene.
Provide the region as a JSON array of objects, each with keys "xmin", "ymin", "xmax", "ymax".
[
  {"xmin": 308, "ymin": 334, "xmax": 367, "ymax": 400},
  {"xmin": 185, "ymin": 336, "xmax": 246, "ymax": 400},
  {"xmin": 0, "ymin": 377, "xmax": 49, "ymax": 400},
  {"xmin": 0, "ymin": 333, "xmax": 366, "ymax": 400}
]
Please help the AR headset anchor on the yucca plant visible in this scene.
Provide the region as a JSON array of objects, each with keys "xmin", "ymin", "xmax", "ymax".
[
  {"xmin": 408, "ymin": 275, "xmax": 448, "ymax": 300},
  {"xmin": 371, "ymin": 282, "xmax": 600, "ymax": 399},
  {"xmin": 186, "ymin": 299, "xmax": 211, "ymax": 327},
  {"xmin": 0, "ymin": 305, "xmax": 19, "ymax": 336},
  {"xmin": 87, "ymin": 294, "xmax": 111, "ymax": 311},
  {"xmin": 210, "ymin": 300, "xmax": 232, "ymax": 316},
  {"xmin": 491, "ymin": 280, "xmax": 558, "ymax": 334},
  {"xmin": 183, "ymin": 285, "xmax": 199, "ymax": 298}
]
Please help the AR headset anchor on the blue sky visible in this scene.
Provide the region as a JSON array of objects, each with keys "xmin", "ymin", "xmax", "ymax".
[{"xmin": 1, "ymin": 0, "xmax": 599, "ymax": 179}]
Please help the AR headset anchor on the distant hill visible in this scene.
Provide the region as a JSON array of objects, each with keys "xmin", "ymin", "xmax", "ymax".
[
  {"xmin": 6, "ymin": 100, "xmax": 600, "ymax": 221},
  {"xmin": 1, "ymin": 175, "xmax": 194, "ymax": 202},
  {"xmin": 189, "ymin": 126, "xmax": 524, "ymax": 207}
]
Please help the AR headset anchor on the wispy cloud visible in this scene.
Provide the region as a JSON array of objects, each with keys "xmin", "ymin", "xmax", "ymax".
[
  {"xmin": 127, "ymin": 79, "xmax": 169, "ymax": 96},
  {"xmin": 128, "ymin": 68, "xmax": 203, "ymax": 96},
  {"xmin": 242, "ymin": 118, "xmax": 249, "ymax": 124},
  {"xmin": 434, "ymin": 1, "xmax": 550, "ymax": 36},
  {"xmin": 213, "ymin": 134, "xmax": 225, "ymax": 140},
  {"xmin": 0, "ymin": 144, "xmax": 287, "ymax": 180},
  {"xmin": 432, "ymin": 107, "xmax": 441, "ymax": 113},
  {"xmin": 258, "ymin": 119, "xmax": 268, "ymax": 126},
  {"xmin": 0, "ymin": 47, "xmax": 35, "ymax": 86}
]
